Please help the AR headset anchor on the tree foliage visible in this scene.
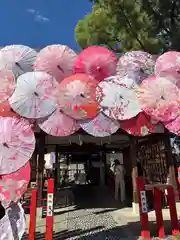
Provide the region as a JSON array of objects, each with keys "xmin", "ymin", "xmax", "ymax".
[{"xmin": 75, "ymin": 0, "xmax": 180, "ymax": 53}]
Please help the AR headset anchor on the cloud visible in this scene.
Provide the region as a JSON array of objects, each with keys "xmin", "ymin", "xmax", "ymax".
[{"xmin": 27, "ymin": 8, "xmax": 50, "ymax": 23}]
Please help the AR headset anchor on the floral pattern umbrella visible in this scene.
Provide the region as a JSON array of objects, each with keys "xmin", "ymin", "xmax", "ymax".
[
  {"xmin": 157, "ymin": 67, "xmax": 180, "ymax": 88},
  {"xmin": 0, "ymin": 117, "xmax": 35, "ymax": 175},
  {"xmin": 117, "ymin": 51, "xmax": 155, "ymax": 76},
  {"xmin": 79, "ymin": 112, "xmax": 120, "ymax": 137},
  {"xmin": 58, "ymin": 74, "xmax": 100, "ymax": 120},
  {"xmin": 34, "ymin": 44, "xmax": 77, "ymax": 83},
  {"xmin": 164, "ymin": 115, "xmax": 180, "ymax": 136},
  {"xmin": 74, "ymin": 46, "xmax": 117, "ymax": 82},
  {"xmin": 155, "ymin": 51, "xmax": 180, "ymax": 75},
  {"xmin": 0, "ymin": 45, "xmax": 37, "ymax": 77},
  {"xmin": 136, "ymin": 76, "xmax": 180, "ymax": 122},
  {"xmin": 97, "ymin": 80, "xmax": 141, "ymax": 120},
  {"xmin": 119, "ymin": 112, "xmax": 160, "ymax": 136},
  {"xmin": 0, "ymin": 101, "xmax": 19, "ymax": 118},
  {"xmin": 9, "ymin": 71, "xmax": 58, "ymax": 119},
  {"xmin": 0, "ymin": 202, "xmax": 25, "ymax": 240},
  {"xmin": 0, "ymin": 162, "xmax": 30, "ymax": 207},
  {"xmin": 0, "ymin": 70, "xmax": 16, "ymax": 104},
  {"xmin": 38, "ymin": 107, "xmax": 79, "ymax": 136}
]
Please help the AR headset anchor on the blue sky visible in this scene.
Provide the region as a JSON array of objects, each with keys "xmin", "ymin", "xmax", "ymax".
[{"xmin": 0, "ymin": 0, "xmax": 93, "ymax": 51}]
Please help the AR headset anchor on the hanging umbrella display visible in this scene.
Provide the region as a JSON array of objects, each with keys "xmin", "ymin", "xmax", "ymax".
[
  {"xmin": 117, "ymin": 51, "xmax": 155, "ymax": 76},
  {"xmin": 0, "ymin": 117, "xmax": 35, "ymax": 175},
  {"xmin": 79, "ymin": 112, "xmax": 120, "ymax": 137},
  {"xmin": 136, "ymin": 76, "xmax": 180, "ymax": 122},
  {"xmin": 38, "ymin": 107, "xmax": 79, "ymax": 136},
  {"xmin": 119, "ymin": 112, "xmax": 160, "ymax": 136},
  {"xmin": 96, "ymin": 80, "xmax": 141, "ymax": 120},
  {"xmin": 0, "ymin": 101, "xmax": 20, "ymax": 118},
  {"xmin": 157, "ymin": 67, "xmax": 180, "ymax": 88},
  {"xmin": 34, "ymin": 44, "xmax": 77, "ymax": 83},
  {"xmin": 164, "ymin": 116, "xmax": 180, "ymax": 136},
  {"xmin": 9, "ymin": 71, "xmax": 58, "ymax": 119},
  {"xmin": 0, "ymin": 45, "xmax": 37, "ymax": 77},
  {"xmin": 0, "ymin": 162, "xmax": 30, "ymax": 206},
  {"xmin": 155, "ymin": 51, "xmax": 180, "ymax": 75},
  {"xmin": 0, "ymin": 202, "xmax": 25, "ymax": 240},
  {"xmin": 0, "ymin": 70, "xmax": 16, "ymax": 104},
  {"xmin": 74, "ymin": 46, "xmax": 117, "ymax": 82},
  {"xmin": 58, "ymin": 74, "xmax": 100, "ymax": 120}
]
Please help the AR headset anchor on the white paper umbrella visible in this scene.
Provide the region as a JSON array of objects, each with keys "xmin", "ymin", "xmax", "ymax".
[
  {"xmin": 0, "ymin": 45, "xmax": 37, "ymax": 77},
  {"xmin": 79, "ymin": 112, "xmax": 120, "ymax": 137},
  {"xmin": 38, "ymin": 107, "xmax": 79, "ymax": 136},
  {"xmin": 96, "ymin": 80, "xmax": 141, "ymax": 120},
  {"xmin": 34, "ymin": 44, "xmax": 77, "ymax": 83},
  {"xmin": 0, "ymin": 202, "xmax": 25, "ymax": 240},
  {"xmin": 0, "ymin": 117, "xmax": 35, "ymax": 175},
  {"xmin": 9, "ymin": 71, "xmax": 58, "ymax": 119}
]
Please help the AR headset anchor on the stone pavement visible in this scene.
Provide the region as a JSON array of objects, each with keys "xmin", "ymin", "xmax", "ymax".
[{"xmin": 22, "ymin": 186, "xmax": 176, "ymax": 239}]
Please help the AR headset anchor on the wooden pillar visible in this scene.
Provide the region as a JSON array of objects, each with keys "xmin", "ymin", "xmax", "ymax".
[
  {"xmin": 54, "ymin": 145, "xmax": 60, "ymax": 188},
  {"xmin": 36, "ymin": 130, "xmax": 46, "ymax": 206},
  {"xmin": 130, "ymin": 136, "xmax": 138, "ymax": 213}
]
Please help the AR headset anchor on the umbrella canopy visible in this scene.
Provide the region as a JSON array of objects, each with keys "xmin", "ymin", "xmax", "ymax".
[
  {"xmin": 0, "ymin": 162, "xmax": 30, "ymax": 207},
  {"xmin": 0, "ymin": 45, "xmax": 37, "ymax": 78},
  {"xmin": 9, "ymin": 71, "xmax": 58, "ymax": 119},
  {"xmin": 0, "ymin": 117, "xmax": 35, "ymax": 175},
  {"xmin": 0, "ymin": 101, "xmax": 19, "ymax": 118},
  {"xmin": 97, "ymin": 80, "xmax": 141, "ymax": 120},
  {"xmin": 120, "ymin": 112, "xmax": 160, "ymax": 136},
  {"xmin": 117, "ymin": 51, "xmax": 155, "ymax": 76},
  {"xmin": 157, "ymin": 67, "xmax": 180, "ymax": 88},
  {"xmin": 155, "ymin": 51, "xmax": 180, "ymax": 74},
  {"xmin": 38, "ymin": 107, "xmax": 79, "ymax": 136},
  {"xmin": 0, "ymin": 70, "xmax": 16, "ymax": 104},
  {"xmin": 0, "ymin": 202, "xmax": 25, "ymax": 240},
  {"xmin": 164, "ymin": 116, "xmax": 180, "ymax": 136},
  {"xmin": 136, "ymin": 76, "xmax": 180, "ymax": 122},
  {"xmin": 34, "ymin": 44, "xmax": 77, "ymax": 83},
  {"xmin": 79, "ymin": 112, "xmax": 120, "ymax": 137},
  {"xmin": 74, "ymin": 46, "xmax": 117, "ymax": 82},
  {"xmin": 58, "ymin": 74, "xmax": 100, "ymax": 120}
]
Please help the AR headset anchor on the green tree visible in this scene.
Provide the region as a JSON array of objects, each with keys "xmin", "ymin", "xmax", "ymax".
[{"xmin": 75, "ymin": 1, "xmax": 161, "ymax": 53}]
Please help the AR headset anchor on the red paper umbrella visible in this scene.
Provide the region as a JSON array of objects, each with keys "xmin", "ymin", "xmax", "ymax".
[
  {"xmin": 34, "ymin": 44, "xmax": 77, "ymax": 83},
  {"xmin": 164, "ymin": 115, "xmax": 180, "ymax": 136},
  {"xmin": 0, "ymin": 101, "xmax": 20, "ymax": 118},
  {"xmin": 58, "ymin": 74, "xmax": 100, "ymax": 119},
  {"xmin": 155, "ymin": 51, "xmax": 180, "ymax": 74},
  {"xmin": 74, "ymin": 46, "xmax": 117, "ymax": 82},
  {"xmin": 157, "ymin": 67, "xmax": 180, "ymax": 88},
  {"xmin": 137, "ymin": 76, "xmax": 180, "ymax": 122},
  {"xmin": 38, "ymin": 107, "xmax": 79, "ymax": 136},
  {"xmin": 0, "ymin": 162, "xmax": 30, "ymax": 206},
  {"xmin": 120, "ymin": 112, "xmax": 160, "ymax": 136}
]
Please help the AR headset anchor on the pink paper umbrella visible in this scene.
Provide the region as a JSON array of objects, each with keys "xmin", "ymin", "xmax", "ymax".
[
  {"xmin": 117, "ymin": 51, "xmax": 155, "ymax": 76},
  {"xmin": 157, "ymin": 67, "xmax": 180, "ymax": 88},
  {"xmin": 74, "ymin": 46, "xmax": 117, "ymax": 82},
  {"xmin": 34, "ymin": 44, "xmax": 77, "ymax": 83},
  {"xmin": 0, "ymin": 45, "xmax": 37, "ymax": 78},
  {"xmin": 136, "ymin": 76, "xmax": 180, "ymax": 122},
  {"xmin": 0, "ymin": 162, "xmax": 30, "ymax": 207},
  {"xmin": 164, "ymin": 115, "xmax": 180, "ymax": 136},
  {"xmin": 0, "ymin": 70, "xmax": 16, "ymax": 104},
  {"xmin": 0, "ymin": 117, "xmax": 35, "ymax": 175},
  {"xmin": 0, "ymin": 202, "xmax": 25, "ymax": 240},
  {"xmin": 9, "ymin": 71, "xmax": 58, "ymax": 119},
  {"xmin": 79, "ymin": 112, "xmax": 120, "ymax": 137},
  {"xmin": 38, "ymin": 107, "xmax": 79, "ymax": 136},
  {"xmin": 59, "ymin": 74, "xmax": 100, "ymax": 120},
  {"xmin": 96, "ymin": 80, "xmax": 141, "ymax": 120},
  {"xmin": 155, "ymin": 51, "xmax": 180, "ymax": 75},
  {"xmin": 120, "ymin": 112, "xmax": 160, "ymax": 136}
]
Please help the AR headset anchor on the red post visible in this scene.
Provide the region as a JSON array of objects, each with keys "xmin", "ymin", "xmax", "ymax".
[
  {"xmin": 45, "ymin": 178, "xmax": 54, "ymax": 240},
  {"xmin": 136, "ymin": 177, "xmax": 150, "ymax": 239},
  {"xmin": 153, "ymin": 187, "xmax": 165, "ymax": 238},
  {"xmin": 28, "ymin": 189, "xmax": 37, "ymax": 240},
  {"xmin": 166, "ymin": 186, "xmax": 179, "ymax": 236}
]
